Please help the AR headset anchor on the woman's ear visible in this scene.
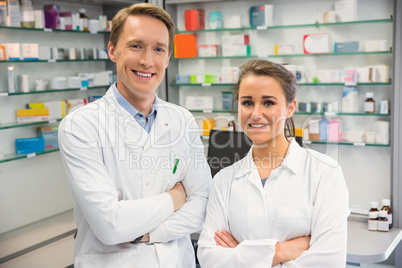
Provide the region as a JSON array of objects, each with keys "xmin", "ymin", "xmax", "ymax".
[{"xmin": 287, "ymin": 100, "xmax": 297, "ymax": 118}]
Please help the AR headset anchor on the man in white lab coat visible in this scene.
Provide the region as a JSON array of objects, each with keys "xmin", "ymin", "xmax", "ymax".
[{"xmin": 58, "ymin": 3, "xmax": 212, "ymax": 267}]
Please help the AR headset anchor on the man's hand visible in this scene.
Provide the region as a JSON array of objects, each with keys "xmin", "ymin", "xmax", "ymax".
[
  {"xmin": 273, "ymin": 236, "xmax": 311, "ymax": 265},
  {"xmin": 168, "ymin": 183, "xmax": 187, "ymax": 211},
  {"xmin": 214, "ymin": 230, "xmax": 239, "ymax": 248}
]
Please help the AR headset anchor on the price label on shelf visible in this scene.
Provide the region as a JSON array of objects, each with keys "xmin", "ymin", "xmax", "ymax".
[
  {"xmin": 345, "ymin": 81, "xmax": 357, "ymax": 86},
  {"xmin": 80, "ymin": 87, "xmax": 88, "ymax": 91},
  {"xmin": 256, "ymin": 26, "xmax": 268, "ymax": 30},
  {"xmin": 202, "ymin": 83, "xmax": 211, "ymax": 87},
  {"xmin": 203, "ymin": 110, "xmax": 213, "ymax": 113},
  {"xmin": 353, "ymin": 142, "xmax": 366, "ymax": 146},
  {"xmin": 0, "ymin": 92, "xmax": 8, "ymax": 97},
  {"xmin": 48, "ymin": 59, "xmax": 56, "ymax": 63},
  {"xmin": 48, "ymin": 119, "xmax": 57, "ymax": 124},
  {"xmin": 324, "ymin": 112, "xmax": 337, "ymax": 117},
  {"xmin": 304, "ymin": 140, "xmax": 312, "ymax": 144},
  {"xmin": 27, "ymin": 153, "xmax": 36, "ymax": 158},
  {"xmin": 44, "ymin": 28, "xmax": 52, "ymax": 32}
]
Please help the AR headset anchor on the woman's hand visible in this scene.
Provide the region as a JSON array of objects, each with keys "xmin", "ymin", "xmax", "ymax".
[
  {"xmin": 214, "ymin": 230, "xmax": 239, "ymax": 248},
  {"xmin": 273, "ymin": 236, "xmax": 311, "ymax": 265}
]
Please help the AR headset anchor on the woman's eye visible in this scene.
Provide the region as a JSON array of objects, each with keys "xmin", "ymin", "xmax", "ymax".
[
  {"xmin": 264, "ymin": 101, "xmax": 274, "ymax": 106},
  {"xmin": 242, "ymin": 101, "xmax": 253, "ymax": 106}
]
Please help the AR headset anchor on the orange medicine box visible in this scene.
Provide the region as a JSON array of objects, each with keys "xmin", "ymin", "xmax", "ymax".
[
  {"xmin": 184, "ymin": 9, "xmax": 204, "ymax": 31},
  {"xmin": 174, "ymin": 34, "xmax": 197, "ymax": 58}
]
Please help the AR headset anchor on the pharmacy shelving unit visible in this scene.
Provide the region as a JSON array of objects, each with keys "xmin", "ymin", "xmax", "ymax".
[
  {"xmin": 165, "ymin": 1, "xmax": 402, "ymax": 265},
  {"xmin": 0, "ymin": 0, "xmax": 141, "ymax": 266}
]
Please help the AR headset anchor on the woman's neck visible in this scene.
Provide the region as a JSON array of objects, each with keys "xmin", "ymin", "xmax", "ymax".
[{"xmin": 252, "ymin": 136, "xmax": 291, "ymax": 171}]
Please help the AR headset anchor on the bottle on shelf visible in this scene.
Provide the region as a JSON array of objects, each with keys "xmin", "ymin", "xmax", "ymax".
[
  {"xmin": 364, "ymin": 92, "xmax": 375, "ymax": 113},
  {"xmin": 380, "ymin": 199, "xmax": 392, "ymax": 229},
  {"xmin": 368, "ymin": 211, "xmax": 379, "ymax": 231},
  {"xmin": 20, "ymin": 0, "xmax": 35, "ymax": 28},
  {"xmin": 79, "ymin": 8, "xmax": 88, "ymax": 31},
  {"xmin": 227, "ymin": 116, "xmax": 236, "ymax": 132},
  {"xmin": 369, "ymin": 201, "xmax": 379, "ymax": 212},
  {"xmin": 377, "ymin": 210, "xmax": 389, "ymax": 232}
]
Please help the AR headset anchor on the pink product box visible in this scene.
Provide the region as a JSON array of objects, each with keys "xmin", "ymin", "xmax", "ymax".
[
  {"xmin": 328, "ymin": 119, "xmax": 342, "ymax": 142},
  {"xmin": 198, "ymin": 44, "xmax": 218, "ymax": 57},
  {"xmin": 44, "ymin": 5, "xmax": 60, "ymax": 29},
  {"xmin": 60, "ymin": 12, "xmax": 74, "ymax": 30}
]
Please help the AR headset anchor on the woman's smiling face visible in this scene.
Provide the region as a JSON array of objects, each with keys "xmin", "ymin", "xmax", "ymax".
[{"xmin": 238, "ymin": 74, "xmax": 295, "ymax": 146}]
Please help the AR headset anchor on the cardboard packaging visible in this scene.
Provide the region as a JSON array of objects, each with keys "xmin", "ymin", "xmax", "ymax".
[
  {"xmin": 16, "ymin": 137, "xmax": 45, "ymax": 154},
  {"xmin": 184, "ymin": 9, "xmax": 204, "ymax": 31},
  {"xmin": 209, "ymin": 11, "xmax": 222, "ymax": 29},
  {"xmin": 335, "ymin": 41, "xmax": 359, "ymax": 53},
  {"xmin": 304, "ymin": 33, "xmax": 329, "ymax": 54},
  {"xmin": 250, "ymin": 5, "xmax": 274, "ymax": 27},
  {"xmin": 335, "ymin": 0, "xmax": 358, "ymax": 22},
  {"xmin": 44, "ymin": 4, "xmax": 60, "ymax": 29},
  {"xmin": 185, "ymin": 96, "xmax": 214, "ymax": 110},
  {"xmin": 37, "ymin": 126, "xmax": 59, "ymax": 149},
  {"xmin": 220, "ymin": 67, "xmax": 240, "ymax": 83},
  {"xmin": 342, "ymin": 86, "xmax": 359, "ymax": 113},
  {"xmin": 174, "ymin": 34, "xmax": 197, "ymax": 58},
  {"xmin": 198, "ymin": 44, "xmax": 218, "ymax": 57}
]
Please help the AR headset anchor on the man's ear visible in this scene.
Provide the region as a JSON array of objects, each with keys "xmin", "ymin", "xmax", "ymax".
[{"xmin": 108, "ymin": 41, "xmax": 116, "ymax": 62}]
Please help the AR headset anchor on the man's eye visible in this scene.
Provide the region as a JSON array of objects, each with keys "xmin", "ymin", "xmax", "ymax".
[{"xmin": 155, "ymin": 48, "xmax": 165, "ymax": 53}]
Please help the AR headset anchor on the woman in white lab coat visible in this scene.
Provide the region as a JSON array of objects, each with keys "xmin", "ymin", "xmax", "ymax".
[{"xmin": 197, "ymin": 59, "xmax": 350, "ymax": 267}]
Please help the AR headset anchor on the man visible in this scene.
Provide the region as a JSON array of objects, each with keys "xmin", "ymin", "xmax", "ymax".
[{"xmin": 58, "ymin": 3, "xmax": 212, "ymax": 267}]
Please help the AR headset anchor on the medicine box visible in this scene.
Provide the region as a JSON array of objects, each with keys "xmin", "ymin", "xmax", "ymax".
[
  {"xmin": 174, "ymin": 34, "xmax": 197, "ymax": 58},
  {"xmin": 184, "ymin": 9, "xmax": 204, "ymax": 31},
  {"xmin": 198, "ymin": 44, "xmax": 218, "ymax": 57},
  {"xmin": 342, "ymin": 86, "xmax": 359, "ymax": 113},
  {"xmin": 222, "ymin": 91, "xmax": 233, "ymax": 111},
  {"xmin": 16, "ymin": 137, "xmax": 45, "ymax": 154},
  {"xmin": 204, "ymin": 74, "xmax": 219, "ymax": 84},
  {"xmin": 275, "ymin": 43, "xmax": 294, "ymax": 55},
  {"xmin": 221, "ymin": 34, "xmax": 249, "ymax": 46},
  {"xmin": 17, "ymin": 108, "xmax": 50, "ymax": 123},
  {"xmin": 176, "ymin": 74, "xmax": 191, "ymax": 84},
  {"xmin": 303, "ymin": 34, "xmax": 329, "ymax": 54},
  {"xmin": 335, "ymin": 0, "xmax": 358, "ymax": 22},
  {"xmin": 66, "ymin": 98, "xmax": 88, "ymax": 114},
  {"xmin": 185, "ymin": 96, "xmax": 213, "ymax": 110},
  {"xmin": 222, "ymin": 45, "xmax": 251, "ymax": 57},
  {"xmin": 37, "ymin": 126, "xmax": 59, "ymax": 149},
  {"xmin": 334, "ymin": 41, "xmax": 359, "ymax": 53},
  {"xmin": 250, "ymin": 5, "xmax": 274, "ymax": 27},
  {"xmin": 209, "ymin": 11, "xmax": 222, "ymax": 29},
  {"xmin": 364, "ymin": 40, "xmax": 387, "ymax": 52},
  {"xmin": 21, "ymin": 44, "xmax": 39, "ymax": 60},
  {"xmin": 220, "ymin": 67, "xmax": 240, "ymax": 83},
  {"xmin": 44, "ymin": 4, "xmax": 60, "ymax": 29}
]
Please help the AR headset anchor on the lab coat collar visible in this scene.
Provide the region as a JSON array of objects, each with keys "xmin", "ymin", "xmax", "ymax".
[{"xmin": 233, "ymin": 138, "xmax": 302, "ymax": 179}]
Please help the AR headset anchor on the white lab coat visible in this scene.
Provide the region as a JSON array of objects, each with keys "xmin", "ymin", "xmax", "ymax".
[
  {"xmin": 197, "ymin": 140, "xmax": 350, "ymax": 268},
  {"xmin": 58, "ymin": 86, "xmax": 212, "ymax": 268}
]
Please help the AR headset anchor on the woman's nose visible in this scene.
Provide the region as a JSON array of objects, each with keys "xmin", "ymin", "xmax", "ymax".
[{"xmin": 251, "ymin": 105, "xmax": 262, "ymax": 120}]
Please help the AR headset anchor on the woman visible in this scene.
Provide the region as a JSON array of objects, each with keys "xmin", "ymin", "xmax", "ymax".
[{"xmin": 197, "ymin": 59, "xmax": 349, "ymax": 267}]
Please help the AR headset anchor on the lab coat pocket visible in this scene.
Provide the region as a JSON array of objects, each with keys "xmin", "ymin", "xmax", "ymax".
[
  {"xmin": 163, "ymin": 162, "xmax": 183, "ymax": 192},
  {"xmin": 81, "ymin": 248, "xmax": 139, "ymax": 268},
  {"xmin": 276, "ymin": 206, "xmax": 312, "ymax": 241}
]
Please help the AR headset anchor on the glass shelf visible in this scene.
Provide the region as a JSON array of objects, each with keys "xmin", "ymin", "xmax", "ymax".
[
  {"xmin": 299, "ymin": 82, "xmax": 391, "ymax": 86},
  {"xmin": 0, "ymin": 59, "xmax": 109, "ymax": 63},
  {"xmin": 269, "ymin": 51, "xmax": 392, "ymax": 58},
  {"xmin": 175, "ymin": 18, "xmax": 393, "ymax": 33},
  {"xmin": 294, "ymin": 112, "xmax": 390, "ymax": 116},
  {"xmin": 173, "ymin": 56, "xmax": 258, "ymax": 60},
  {"xmin": 189, "ymin": 110, "xmax": 233, "ymax": 113},
  {"xmin": 304, "ymin": 140, "xmax": 390, "ymax": 147},
  {"xmin": 0, "ymin": 148, "xmax": 60, "ymax": 164},
  {"xmin": 171, "ymin": 82, "xmax": 391, "ymax": 87},
  {"xmin": 170, "ymin": 83, "xmax": 235, "ymax": 87},
  {"xmin": 0, "ymin": 86, "xmax": 108, "ymax": 96},
  {"xmin": 0, "ymin": 119, "xmax": 62, "ymax": 130},
  {"xmin": 0, "ymin": 25, "xmax": 110, "ymax": 34}
]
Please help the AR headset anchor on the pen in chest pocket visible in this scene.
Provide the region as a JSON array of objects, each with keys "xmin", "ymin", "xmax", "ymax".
[{"xmin": 173, "ymin": 158, "xmax": 179, "ymax": 174}]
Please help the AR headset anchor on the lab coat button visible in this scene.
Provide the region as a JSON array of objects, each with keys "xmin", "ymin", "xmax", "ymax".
[
  {"xmin": 165, "ymin": 123, "xmax": 168, "ymax": 127},
  {"xmin": 146, "ymin": 182, "xmax": 149, "ymax": 186}
]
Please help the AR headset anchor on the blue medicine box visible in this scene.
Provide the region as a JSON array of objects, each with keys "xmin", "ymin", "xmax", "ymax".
[
  {"xmin": 176, "ymin": 74, "xmax": 191, "ymax": 84},
  {"xmin": 16, "ymin": 137, "xmax": 45, "ymax": 154},
  {"xmin": 334, "ymin": 41, "xmax": 359, "ymax": 53}
]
